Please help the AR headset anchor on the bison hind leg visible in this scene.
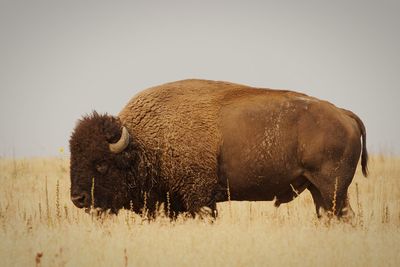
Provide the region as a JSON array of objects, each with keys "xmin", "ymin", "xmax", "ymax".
[
  {"xmin": 307, "ymin": 182, "xmax": 325, "ymax": 218},
  {"xmin": 339, "ymin": 195, "xmax": 355, "ymax": 222},
  {"xmin": 305, "ymin": 170, "xmax": 355, "ymax": 221}
]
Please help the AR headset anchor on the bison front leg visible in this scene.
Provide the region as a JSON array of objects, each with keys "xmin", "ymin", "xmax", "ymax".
[
  {"xmin": 181, "ymin": 182, "xmax": 218, "ymax": 219},
  {"xmin": 185, "ymin": 195, "xmax": 217, "ymax": 219}
]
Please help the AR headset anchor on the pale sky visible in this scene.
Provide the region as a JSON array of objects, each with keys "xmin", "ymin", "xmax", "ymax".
[{"xmin": 0, "ymin": 0, "xmax": 399, "ymax": 157}]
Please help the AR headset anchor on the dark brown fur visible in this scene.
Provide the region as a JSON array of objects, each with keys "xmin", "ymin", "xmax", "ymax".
[{"xmin": 70, "ymin": 79, "xmax": 368, "ymax": 219}]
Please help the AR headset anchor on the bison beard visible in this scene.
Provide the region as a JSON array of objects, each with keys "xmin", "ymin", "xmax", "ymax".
[{"xmin": 69, "ymin": 79, "xmax": 368, "ymax": 220}]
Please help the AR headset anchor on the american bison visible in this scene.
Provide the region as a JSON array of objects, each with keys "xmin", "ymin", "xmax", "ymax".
[{"xmin": 70, "ymin": 79, "xmax": 368, "ymax": 219}]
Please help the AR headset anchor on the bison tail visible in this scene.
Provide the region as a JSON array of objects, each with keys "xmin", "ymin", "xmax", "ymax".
[
  {"xmin": 359, "ymin": 118, "xmax": 369, "ymax": 177},
  {"xmin": 342, "ymin": 109, "xmax": 369, "ymax": 177}
]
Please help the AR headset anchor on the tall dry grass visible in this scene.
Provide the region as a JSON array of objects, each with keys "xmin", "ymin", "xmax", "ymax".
[{"xmin": 0, "ymin": 156, "xmax": 399, "ymax": 267}]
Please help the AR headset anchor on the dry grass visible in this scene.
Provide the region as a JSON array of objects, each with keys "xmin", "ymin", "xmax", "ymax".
[{"xmin": 0, "ymin": 156, "xmax": 399, "ymax": 267}]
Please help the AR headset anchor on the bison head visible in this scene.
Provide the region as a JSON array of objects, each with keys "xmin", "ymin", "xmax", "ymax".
[{"xmin": 69, "ymin": 112, "xmax": 135, "ymax": 214}]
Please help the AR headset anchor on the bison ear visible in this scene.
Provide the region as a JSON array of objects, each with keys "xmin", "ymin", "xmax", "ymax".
[{"xmin": 103, "ymin": 116, "xmax": 122, "ymax": 141}]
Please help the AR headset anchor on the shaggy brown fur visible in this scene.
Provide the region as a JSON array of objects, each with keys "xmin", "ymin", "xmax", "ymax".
[{"xmin": 70, "ymin": 79, "xmax": 368, "ymax": 219}]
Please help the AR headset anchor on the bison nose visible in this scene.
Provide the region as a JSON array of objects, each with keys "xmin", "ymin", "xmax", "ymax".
[{"xmin": 71, "ymin": 192, "xmax": 90, "ymax": 208}]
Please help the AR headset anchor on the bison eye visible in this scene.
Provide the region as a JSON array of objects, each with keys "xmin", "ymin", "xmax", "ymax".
[{"xmin": 96, "ymin": 162, "xmax": 108, "ymax": 174}]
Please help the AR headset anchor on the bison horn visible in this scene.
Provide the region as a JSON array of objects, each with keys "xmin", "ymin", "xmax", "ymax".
[{"xmin": 109, "ymin": 127, "xmax": 130, "ymax": 153}]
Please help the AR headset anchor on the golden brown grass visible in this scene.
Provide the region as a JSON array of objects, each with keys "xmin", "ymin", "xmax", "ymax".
[{"xmin": 0, "ymin": 156, "xmax": 399, "ymax": 267}]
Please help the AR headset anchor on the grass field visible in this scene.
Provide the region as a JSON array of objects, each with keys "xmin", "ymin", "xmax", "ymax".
[{"xmin": 0, "ymin": 156, "xmax": 399, "ymax": 267}]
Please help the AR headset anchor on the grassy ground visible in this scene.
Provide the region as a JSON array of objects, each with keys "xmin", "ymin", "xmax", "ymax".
[{"xmin": 0, "ymin": 156, "xmax": 399, "ymax": 267}]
